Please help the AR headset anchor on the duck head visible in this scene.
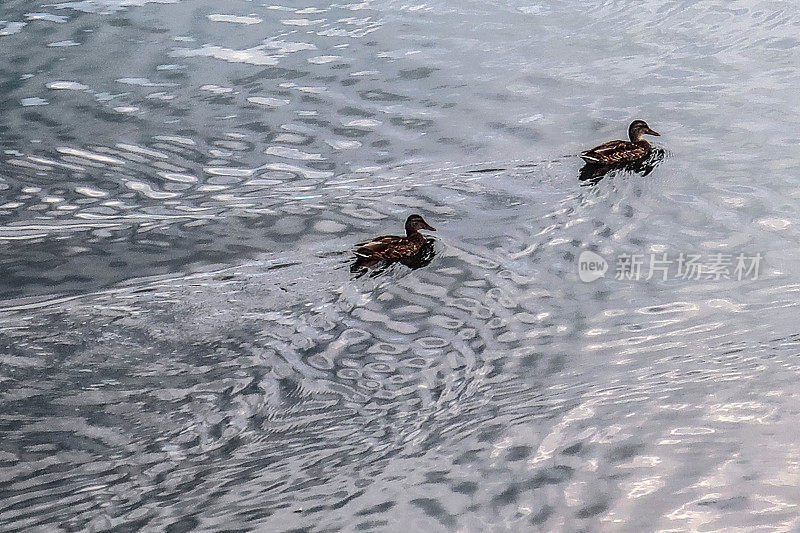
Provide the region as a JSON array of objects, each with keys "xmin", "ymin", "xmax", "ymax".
[
  {"xmin": 629, "ymin": 120, "xmax": 660, "ymax": 142},
  {"xmin": 405, "ymin": 214, "xmax": 436, "ymax": 235}
]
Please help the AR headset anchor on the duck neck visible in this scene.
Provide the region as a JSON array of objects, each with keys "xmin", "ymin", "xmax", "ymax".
[{"xmin": 406, "ymin": 229, "xmax": 422, "ymax": 240}]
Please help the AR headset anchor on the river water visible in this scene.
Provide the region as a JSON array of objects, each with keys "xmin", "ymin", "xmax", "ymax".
[{"xmin": 2, "ymin": 0, "xmax": 800, "ymax": 531}]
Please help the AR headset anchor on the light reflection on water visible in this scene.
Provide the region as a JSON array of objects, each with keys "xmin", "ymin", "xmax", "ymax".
[{"xmin": 2, "ymin": 0, "xmax": 800, "ymax": 531}]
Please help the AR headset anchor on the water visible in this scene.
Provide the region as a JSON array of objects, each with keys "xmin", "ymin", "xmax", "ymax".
[{"xmin": 2, "ymin": 0, "xmax": 800, "ymax": 530}]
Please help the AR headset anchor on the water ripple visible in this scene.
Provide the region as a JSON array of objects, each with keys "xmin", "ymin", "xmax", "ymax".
[{"xmin": 2, "ymin": 0, "xmax": 800, "ymax": 530}]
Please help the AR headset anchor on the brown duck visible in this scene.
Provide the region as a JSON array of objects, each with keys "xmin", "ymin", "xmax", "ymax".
[
  {"xmin": 352, "ymin": 214, "xmax": 436, "ymax": 269},
  {"xmin": 581, "ymin": 120, "xmax": 660, "ymax": 165}
]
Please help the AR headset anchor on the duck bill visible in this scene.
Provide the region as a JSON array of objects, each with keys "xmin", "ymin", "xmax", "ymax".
[
  {"xmin": 423, "ymin": 223, "xmax": 436, "ymax": 231},
  {"xmin": 645, "ymin": 127, "xmax": 660, "ymax": 136}
]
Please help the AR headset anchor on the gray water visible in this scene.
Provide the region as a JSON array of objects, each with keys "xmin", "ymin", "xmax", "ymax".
[{"xmin": 2, "ymin": 0, "xmax": 800, "ymax": 531}]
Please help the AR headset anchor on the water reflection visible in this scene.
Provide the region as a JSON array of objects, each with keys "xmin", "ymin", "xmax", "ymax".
[{"xmin": 2, "ymin": 0, "xmax": 800, "ymax": 530}]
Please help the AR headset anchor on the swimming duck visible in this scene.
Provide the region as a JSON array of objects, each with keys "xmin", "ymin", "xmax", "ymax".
[
  {"xmin": 580, "ymin": 120, "xmax": 660, "ymax": 165},
  {"xmin": 351, "ymin": 214, "xmax": 436, "ymax": 270}
]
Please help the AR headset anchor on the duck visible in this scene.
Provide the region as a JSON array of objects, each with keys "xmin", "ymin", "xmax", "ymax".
[
  {"xmin": 580, "ymin": 120, "xmax": 660, "ymax": 165},
  {"xmin": 351, "ymin": 214, "xmax": 436, "ymax": 270}
]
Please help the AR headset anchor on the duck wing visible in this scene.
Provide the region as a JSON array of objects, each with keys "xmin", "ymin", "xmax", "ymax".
[
  {"xmin": 353, "ymin": 235, "xmax": 411, "ymax": 262},
  {"xmin": 580, "ymin": 140, "xmax": 648, "ymax": 165}
]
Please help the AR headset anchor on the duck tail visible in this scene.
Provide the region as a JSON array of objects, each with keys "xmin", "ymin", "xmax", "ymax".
[{"xmin": 580, "ymin": 151, "xmax": 600, "ymax": 163}]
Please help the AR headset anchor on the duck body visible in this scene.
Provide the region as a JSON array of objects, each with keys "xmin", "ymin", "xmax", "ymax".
[
  {"xmin": 351, "ymin": 214, "xmax": 436, "ymax": 270},
  {"xmin": 580, "ymin": 120, "xmax": 660, "ymax": 165},
  {"xmin": 353, "ymin": 232, "xmax": 426, "ymax": 267},
  {"xmin": 580, "ymin": 139, "xmax": 651, "ymax": 165}
]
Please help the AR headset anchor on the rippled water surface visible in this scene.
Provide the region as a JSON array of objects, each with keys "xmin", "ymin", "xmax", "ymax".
[{"xmin": 2, "ymin": 0, "xmax": 800, "ymax": 531}]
